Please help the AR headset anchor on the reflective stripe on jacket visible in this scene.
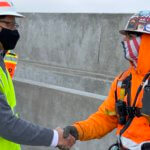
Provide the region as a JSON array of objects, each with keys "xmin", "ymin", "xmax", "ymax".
[{"xmin": 119, "ymin": 136, "xmax": 150, "ymax": 150}]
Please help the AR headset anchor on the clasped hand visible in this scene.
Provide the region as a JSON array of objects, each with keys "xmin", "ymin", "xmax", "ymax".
[{"xmin": 55, "ymin": 127, "xmax": 76, "ymax": 150}]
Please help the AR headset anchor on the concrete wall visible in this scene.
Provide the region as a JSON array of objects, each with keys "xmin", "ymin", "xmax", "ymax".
[
  {"xmin": 14, "ymin": 79, "xmax": 116, "ymax": 150},
  {"xmin": 13, "ymin": 13, "xmax": 132, "ymax": 150},
  {"xmin": 15, "ymin": 13, "xmax": 131, "ymax": 95}
]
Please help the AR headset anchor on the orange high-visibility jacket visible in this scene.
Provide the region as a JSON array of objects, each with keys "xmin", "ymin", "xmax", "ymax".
[{"xmin": 73, "ymin": 34, "xmax": 150, "ymax": 148}]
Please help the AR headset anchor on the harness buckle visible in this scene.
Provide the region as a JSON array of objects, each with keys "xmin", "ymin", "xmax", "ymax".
[{"xmin": 126, "ymin": 107, "xmax": 141, "ymax": 118}]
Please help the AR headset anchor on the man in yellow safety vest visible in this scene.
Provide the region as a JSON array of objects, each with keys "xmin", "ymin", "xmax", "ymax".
[{"xmin": 0, "ymin": 0, "xmax": 75, "ymax": 149}]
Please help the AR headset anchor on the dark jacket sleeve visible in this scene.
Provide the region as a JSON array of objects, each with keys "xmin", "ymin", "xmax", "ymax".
[{"xmin": 0, "ymin": 92, "xmax": 54, "ymax": 146}]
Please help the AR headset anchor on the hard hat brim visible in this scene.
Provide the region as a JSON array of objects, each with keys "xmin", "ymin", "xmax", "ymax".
[
  {"xmin": 119, "ymin": 29, "xmax": 150, "ymax": 35},
  {"xmin": 119, "ymin": 30, "xmax": 128, "ymax": 35},
  {"xmin": 0, "ymin": 11, "xmax": 24, "ymax": 18}
]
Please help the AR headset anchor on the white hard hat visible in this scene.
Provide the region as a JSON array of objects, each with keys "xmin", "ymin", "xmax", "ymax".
[{"xmin": 0, "ymin": 0, "xmax": 24, "ymax": 18}]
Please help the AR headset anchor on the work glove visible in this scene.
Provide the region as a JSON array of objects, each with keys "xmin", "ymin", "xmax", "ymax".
[{"xmin": 63, "ymin": 126, "xmax": 78, "ymax": 140}]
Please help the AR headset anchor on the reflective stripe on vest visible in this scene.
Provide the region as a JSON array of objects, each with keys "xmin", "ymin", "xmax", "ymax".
[
  {"xmin": 4, "ymin": 55, "xmax": 18, "ymax": 65},
  {"xmin": 4, "ymin": 53, "xmax": 18, "ymax": 78},
  {"xmin": 0, "ymin": 67, "xmax": 21, "ymax": 150}
]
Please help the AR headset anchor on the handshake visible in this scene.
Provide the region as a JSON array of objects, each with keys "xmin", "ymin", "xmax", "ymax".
[{"xmin": 55, "ymin": 126, "xmax": 78, "ymax": 150}]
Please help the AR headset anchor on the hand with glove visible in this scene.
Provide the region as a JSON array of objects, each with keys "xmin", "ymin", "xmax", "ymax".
[
  {"xmin": 63, "ymin": 126, "xmax": 78, "ymax": 141},
  {"xmin": 56, "ymin": 127, "xmax": 76, "ymax": 150}
]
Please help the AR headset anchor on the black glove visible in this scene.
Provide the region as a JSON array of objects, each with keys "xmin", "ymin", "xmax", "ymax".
[{"xmin": 63, "ymin": 126, "xmax": 78, "ymax": 140}]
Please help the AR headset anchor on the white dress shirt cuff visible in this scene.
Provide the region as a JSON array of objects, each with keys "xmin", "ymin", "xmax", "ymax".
[{"xmin": 51, "ymin": 130, "xmax": 59, "ymax": 147}]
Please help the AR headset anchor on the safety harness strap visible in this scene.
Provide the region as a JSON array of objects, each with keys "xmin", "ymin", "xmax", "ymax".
[{"xmin": 117, "ymin": 72, "xmax": 150, "ymax": 149}]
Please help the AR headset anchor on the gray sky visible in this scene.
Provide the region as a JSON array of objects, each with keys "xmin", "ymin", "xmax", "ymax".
[{"xmin": 14, "ymin": 0, "xmax": 150, "ymax": 13}]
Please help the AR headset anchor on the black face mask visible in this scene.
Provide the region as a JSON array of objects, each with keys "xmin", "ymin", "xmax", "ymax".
[{"xmin": 0, "ymin": 28, "xmax": 20, "ymax": 50}]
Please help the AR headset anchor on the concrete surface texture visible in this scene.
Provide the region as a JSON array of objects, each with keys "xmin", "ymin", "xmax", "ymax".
[
  {"xmin": 15, "ymin": 13, "xmax": 131, "ymax": 95},
  {"xmin": 14, "ymin": 79, "xmax": 116, "ymax": 150},
  {"xmin": 13, "ymin": 13, "xmax": 132, "ymax": 150}
]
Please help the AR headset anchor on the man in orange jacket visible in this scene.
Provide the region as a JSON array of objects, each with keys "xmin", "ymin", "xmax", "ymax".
[{"xmin": 62, "ymin": 11, "xmax": 150, "ymax": 150}]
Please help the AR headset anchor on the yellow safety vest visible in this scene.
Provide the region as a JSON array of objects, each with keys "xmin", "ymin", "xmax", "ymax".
[{"xmin": 0, "ymin": 65, "xmax": 21, "ymax": 150}]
